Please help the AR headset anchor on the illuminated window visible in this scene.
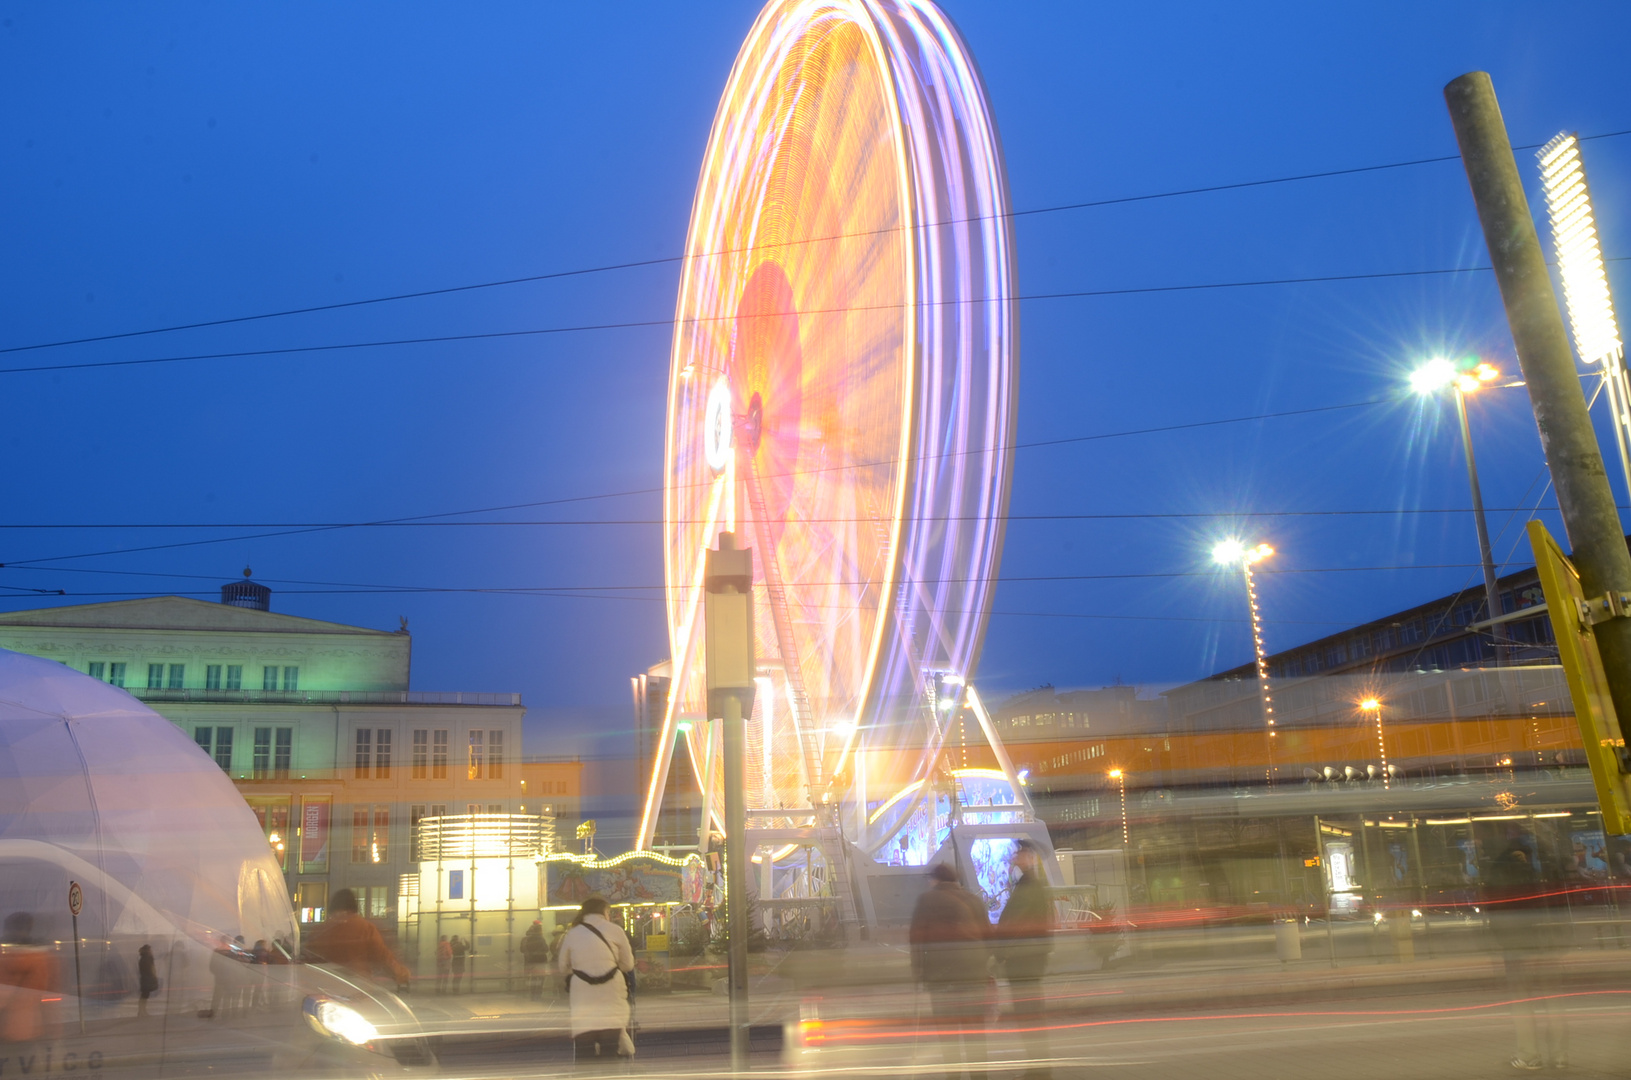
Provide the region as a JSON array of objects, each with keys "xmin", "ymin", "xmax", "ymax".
[
  {"xmin": 365, "ymin": 885, "xmax": 389, "ymax": 919},
  {"xmin": 283, "ymin": 666, "xmax": 299, "ymax": 691},
  {"xmin": 108, "ymin": 662, "xmax": 125, "ymax": 687},
  {"xmin": 225, "ymin": 665, "xmax": 242, "ymax": 690},
  {"xmin": 87, "ymin": 662, "xmax": 105, "ymax": 680},
  {"xmin": 263, "ymin": 666, "xmax": 278, "ymax": 691},
  {"xmin": 410, "ymin": 804, "xmax": 427, "ymax": 860},
  {"xmin": 167, "ymin": 664, "xmax": 185, "ymax": 689},
  {"xmin": 355, "ymin": 729, "xmax": 372, "ymax": 779},
  {"xmin": 206, "ymin": 665, "xmax": 222, "ymax": 690},
  {"xmin": 488, "ymin": 730, "xmax": 503, "ymax": 779},
  {"xmin": 375, "ymin": 729, "xmax": 392, "ymax": 779},
  {"xmin": 412, "ymin": 730, "xmax": 428, "ymax": 779},
  {"xmin": 468, "ymin": 730, "xmax": 485, "ymax": 780},
  {"xmin": 349, "ymin": 806, "xmax": 390, "ymax": 865},
  {"xmin": 148, "ymin": 664, "xmax": 165, "ymax": 689},
  {"xmin": 432, "ymin": 730, "xmax": 449, "ymax": 779}
]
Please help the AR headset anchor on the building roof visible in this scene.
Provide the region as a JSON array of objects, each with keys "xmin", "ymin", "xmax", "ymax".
[{"xmin": 0, "ymin": 596, "xmax": 397, "ymax": 636}]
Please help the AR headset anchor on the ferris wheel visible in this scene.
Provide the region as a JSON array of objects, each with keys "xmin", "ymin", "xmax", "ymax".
[{"xmin": 637, "ymin": 0, "xmax": 1021, "ymax": 856}]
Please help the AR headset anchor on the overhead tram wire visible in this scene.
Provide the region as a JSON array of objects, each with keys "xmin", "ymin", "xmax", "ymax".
[
  {"xmin": 5, "ymin": 127, "xmax": 1626, "ymax": 360},
  {"xmin": 9, "ymin": 261, "xmax": 1618, "ymax": 378}
]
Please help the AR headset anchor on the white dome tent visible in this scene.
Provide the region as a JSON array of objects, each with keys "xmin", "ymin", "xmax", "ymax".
[{"xmin": 0, "ymin": 647, "xmax": 296, "ymax": 955}]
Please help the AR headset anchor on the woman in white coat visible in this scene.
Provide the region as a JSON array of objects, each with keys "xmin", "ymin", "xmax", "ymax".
[{"xmin": 557, "ymin": 897, "xmax": 635, "ymax": 1065}]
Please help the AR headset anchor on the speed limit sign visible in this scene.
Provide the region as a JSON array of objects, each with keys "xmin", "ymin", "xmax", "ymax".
[{"xmin": 68, "ymin": 881, "xmax": 83, "ymax": 917}]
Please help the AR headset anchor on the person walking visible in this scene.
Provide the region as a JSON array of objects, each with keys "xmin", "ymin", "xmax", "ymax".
[
  {"xmin": 521, "ymin": 921, "xmax": 549, "ymax": 1000},
  {"xmin": 909, "ymin": 864, "xmax": 991, "ymax": 1079},
  {"xmin": 304, "ymin": 889, "xmax": 411, "ymax": 990},
  {"xmin": 435, "ymin": 936, "xmax": 452, "ymax": 995},
  {"xmin": 557, "ymin": 897, "xmax": 635, "ymax": 1067},
  {"xmin": 450, "ymin": 936, "xmax": 468, "ymax": 994},
  {"xmin": 1488, "ymin": 842, "xmax": 1569, "ymax": 1070},
  {"xmin": 136, "ymin": 944, "xmax": 159, "ymax": 1019},
  {"xmin": 997, "ymin": 840, "xmax": 1055, "ymax": 1080}
]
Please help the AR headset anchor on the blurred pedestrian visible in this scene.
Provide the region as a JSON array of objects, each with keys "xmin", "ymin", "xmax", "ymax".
[
  {"xmin": 521, "ymin": 920, "xmax": 549, "ymax": 1000},
  {"xmin": 450, "ymin": 935, "xmax": 468, "ymax": 994},
  {"xmin": 250, "ymin": 939, "xmax": 272, "ymax": 1007},
  {"xmin": 0, "ymin": 913, "xmax": 52, "ymax": 1043},
  {"xmin": 997, "ymin": 840, "xmax": 1055, "ymax": 1080},
  {"xmin": 136, "ymin": 944, "xmax": 159, "ymax": 1019},
  {"xmin": 558, "ymin": 897, "xmax": 635, "ymax": 1067},
  {"xmin": 305, "ymin": 889, "xmax": 411, "ymax": 991},
  {"xmin": 910, "ymin": 864, "xmax": 991, "ymax": 1079},
  {"xmin": 435, "ymin": 935, "xmax": 452, "ymax": 995},
  {"xmin": 1488, "ymin": 843, "xmax": 1569, "ymax": 1070}
]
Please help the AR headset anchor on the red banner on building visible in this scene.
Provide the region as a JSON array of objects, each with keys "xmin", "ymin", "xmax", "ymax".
[{"xmin": 299, "ymin": 795, "xmax": 331, "ymax": 873}]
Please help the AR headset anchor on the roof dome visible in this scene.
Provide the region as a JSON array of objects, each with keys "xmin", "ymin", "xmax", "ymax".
[{"xmin": 0, "ymin": 648, "xmax": 295, "ymax": 948}]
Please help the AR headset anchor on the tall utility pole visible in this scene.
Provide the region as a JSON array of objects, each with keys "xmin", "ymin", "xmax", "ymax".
[
  {"xmin": 1445, "ymin": 73, "xmax": 1631, "ymax": 728},
  {"xmin": 1453, "ymin": 381, "xmax": 1507, "ymax": 661},
  {"xmin": 705, "ymin": 531, "xmax": 755, "ymax": 1070}
]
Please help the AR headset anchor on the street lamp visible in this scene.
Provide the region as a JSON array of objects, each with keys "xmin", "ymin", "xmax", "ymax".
[
  {"xmin": 1213, "ymin": 540, "xmax": 1278, "ymax": 783},
  {"xmin": 1410, "ymin": 358, "xmax": 1507, "ymax": 662},
  {"xmin": 1359, "ymin": 697, "xmax": 1390, "ymax": 791},
  {"xmin": 1108, "ymin": 768, "xmax": 1128, "ymax": 845},
  {"xmin": 1539, "ymin": 133, "xmax": 1631, "ymax": 498}
]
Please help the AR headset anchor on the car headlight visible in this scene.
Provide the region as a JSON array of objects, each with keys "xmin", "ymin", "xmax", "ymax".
[{"xmin": 303, "ymin": 996, "xmax": 379, "ymax": 1046}]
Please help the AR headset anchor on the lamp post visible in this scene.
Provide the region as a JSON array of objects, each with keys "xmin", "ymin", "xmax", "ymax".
[
  {"xmin": 1213, "ymin": 539, "xmax": 1277, "ymax": 784},
  {"xmin": 1410, "ymin": 359, "xmax": 1508, "ymax": 661},
  {"xmin": 1359, "ymin": 698, "xmax": 1390, "ymax": 791},
  {"xmin": 1108, "ymin": 768, "xmax": 1128, "ymax": 846}
]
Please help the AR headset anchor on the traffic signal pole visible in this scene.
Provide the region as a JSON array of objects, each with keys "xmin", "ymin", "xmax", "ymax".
[
  {"xmin": 1444, "ymin": 72, "xmax": 1631, "ymax": 729},
  {"xmin": 704, "ymin": 531, "xmax": 755, "ymax": 1069}
]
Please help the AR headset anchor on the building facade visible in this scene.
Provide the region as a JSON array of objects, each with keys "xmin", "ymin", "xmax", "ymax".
[{"xmin": 0, "ymin": 588, "xmax": 524, "ymax": 956}]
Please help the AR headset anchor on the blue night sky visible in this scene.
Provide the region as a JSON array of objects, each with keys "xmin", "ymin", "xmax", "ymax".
[{"xmin": 3, "ymin": 3, "xmax": 1629, "ymax": 842}]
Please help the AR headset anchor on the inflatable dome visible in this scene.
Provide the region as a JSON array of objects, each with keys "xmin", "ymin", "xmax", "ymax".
[{"xmin": 0, "ymin": 647, "xmax": 296, "ymax": 951}]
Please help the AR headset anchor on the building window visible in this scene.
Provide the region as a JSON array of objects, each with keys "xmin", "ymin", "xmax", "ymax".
[
  {"xmin": 412, "ymin": 730, "xmax": 428, "ymax": 779},
  {"xmin": 148, "ymin": 664, "xmax": 165, "ymax": 689},
  {"xmin": 488, "ymin": 730, "xmax": 504, "ymax": 779},
  {"xmin": 468, "ymin": 731, "xmax": 485, "ymax": 780},
  {"xmin": 108, "ymin": 662, "xmax": 125, "ymax": 687},
  {"xmin": 350, "ymin": 806, "xmax": 389, "ymax": 865},
  {"xmin": 432, "ymin": 730, "xmax": 449, "ymax": 779},
  {"xmin": 467, "ymin": 802, "xmax": 481, "ymax": 815},
  {"xmin": 252, "ymin": 727, "xmax": 291, "ymax": 779},
  {"xmin": 355, "ymin": 729, "xmax": 372, "ymax": 779},
  {"xmin": 431, "ymin": 803, "xmax": 446, "ymax": 818},
  {"xmin": 487, "ymin": 803, "xmax": 503, "ymax": 814},
  {"xmin": 375, "ymin": 729, "xmax": 392, "ymax": 779},
  {"xmin": 206, "ymin": 665, "xmax": 222, "ymax": 690},
  {"xmin": 87, "ymin": 662, "xmax": 105, "ymax": 680},
  {"xmin": 364, "ymin": 886, "xmax": 389, "ymax": 919},
  {"xmin": 264, "ymin": 666, "xmax": 279, "ymax": 691},
  {"xmin": 196, "ymin": 726, "xmax": 234, "ymax": 771},
  {"xmin": 283, "ymin": 666, "xmax": 299, "ymax": 691},
  {"xmin": 167, "ymin": 664, "xmax": 185, "ymax": 689},
  {"xmin": 226, "ymin": 665, "xmax": 242, "ymax": 690},
  {"xmin": 352, "ymin": 807, "xmax": 370, "ymax": 863},
  {"xmin": 410, "ymin": 804, "xmax": 427, "ymax": 861}
]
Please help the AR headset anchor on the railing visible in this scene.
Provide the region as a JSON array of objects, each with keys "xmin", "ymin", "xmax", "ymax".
[{"xmin": 129, "ymin": 688, "xmax": 522, "ymax": 706}]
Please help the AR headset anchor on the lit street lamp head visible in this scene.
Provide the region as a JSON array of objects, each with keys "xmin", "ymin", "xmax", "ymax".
[
  {"xmin": 1359, "ymin": 697, "xmax": 1381, "ymax": 711},
  {"xmin": 1410, "ymin": 357, "xmax": 1499, "ymax": 396},
  {"xmin": 1213, "ymin": 539, "xmax": 1274, "ymax": 566}
]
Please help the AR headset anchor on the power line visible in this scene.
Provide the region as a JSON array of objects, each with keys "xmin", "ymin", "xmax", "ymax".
[
  {"xmin": 7, "ymin": 126, "xmax": 1625, "ymax": 360},
  {"xmin": 0, "ymin": 264, "xmax": 1529, "ymax": 378},
  {"xmin": 0, "ymin": 507, "xmax": 1597, "ymax": 530}
]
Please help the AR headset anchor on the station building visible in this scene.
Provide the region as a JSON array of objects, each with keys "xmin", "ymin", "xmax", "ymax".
[{"xmin": 0, "ymin": 578, "xmax": 531, "ymax": 950}]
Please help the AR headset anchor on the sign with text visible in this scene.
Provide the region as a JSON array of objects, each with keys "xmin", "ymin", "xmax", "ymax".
[{"xmin": 299, "ymin": 795, "xmax": 331, "ymax": 873}]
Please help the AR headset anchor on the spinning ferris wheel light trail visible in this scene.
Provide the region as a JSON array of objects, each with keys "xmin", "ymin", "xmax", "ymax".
[{"xmin": 636, "ymin": 0, "xmax": 1041, "ymax": 884}]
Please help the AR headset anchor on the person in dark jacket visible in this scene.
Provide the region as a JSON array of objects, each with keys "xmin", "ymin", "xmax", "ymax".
[
  {"xmin": 996, "ymin": 840, "xmax": 1055, "ymax": 1080},
  {"xmin": 136, "ymin": 945, "xmax": 159, "ymax": 1019},
  {"xmin": 450, "ymin": 935, "xmax": 469, "ymax": 994},
  {"xmin": 910, "ymin": 864, "xmax": 991, "ymax": 1079},
  {"xmin": 1488, "ymin": 842, "xmax": 1568, "ymax": 1070}
]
